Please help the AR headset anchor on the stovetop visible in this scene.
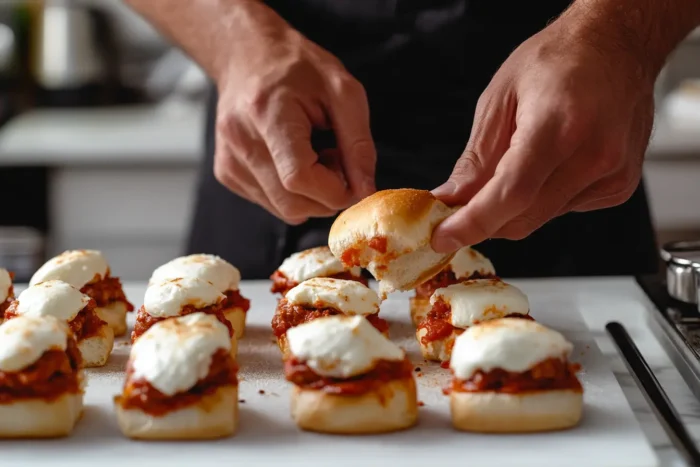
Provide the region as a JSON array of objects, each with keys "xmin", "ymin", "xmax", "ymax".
[{"xmin": 638, "ymin": 274, "xmax": 700, "ymax": 399}]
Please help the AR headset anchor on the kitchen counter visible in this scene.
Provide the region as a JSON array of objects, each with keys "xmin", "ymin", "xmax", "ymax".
[
  {"xmin": 521, "ymin": 277, "xmax": 697, "ymax": 466},
  {"xmin": 0, "ymin": 100, "xmax": 698, "ymax": 167},
  {"xmin": 6, "ymin": 276, "xmax": 698, "ymax": 465},
  {"xmin": 0, "ymin": 100, "xmax": 205, "ymax": 167}
]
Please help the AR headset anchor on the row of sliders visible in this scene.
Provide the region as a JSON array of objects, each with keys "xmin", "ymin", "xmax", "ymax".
[
  {"xmin": 268, "ymin": 243, "xmax": 583, "ymax": 434},
  {"xmin": 0, "ymin": 250, "xmax": 133, "ymax": 368},
  {"xmin": 268, "ymin": 244, "xmax": 528, "ymax": 367},
  {"xmin": 0, "ymin": 250, "xmax": 248, "ymax": 438},
  {"xmin": 0, "ymin": 250, "xmax": 133, "ymax": 335},
  {"xmin": 280, "ymin": 315, "xmax": 583, "ymax": 434}
]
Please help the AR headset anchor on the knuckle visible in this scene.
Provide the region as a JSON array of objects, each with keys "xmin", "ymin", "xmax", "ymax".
[
  {"xmin": 279, "ymin": 166, "xmax": 305, "ymax": 192},
  {"xmin": 331, "ymin": 73, "xmax": 365, "ymax": 98},
  {"xmin": 592, "ymin": 145, "xmax": 627, "ymax": 176},
  {"xmin": 453, "ymin": 150, "xmax": 484, "ymax": 179}
]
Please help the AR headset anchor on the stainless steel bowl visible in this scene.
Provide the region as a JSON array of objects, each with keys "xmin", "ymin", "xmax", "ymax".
[{"xmin": 661, "ymin": 240, "xmax": 700, "ymax": 305}]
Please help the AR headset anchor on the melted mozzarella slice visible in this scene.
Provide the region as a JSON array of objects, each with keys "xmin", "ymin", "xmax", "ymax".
[
  {"xmin": 150, "ymin": 254, "xmax": 240, "ymax": 292},
  {"xmin": 285, "ymin": 277, "xmax": 379, "ymax": 316},
  {"xmin": 130, "ymin": 312, "xmax": 232, "ymax": 396},
  {"xmin": 13, "ymin": 280, "xmax": 91, "ymax": 322},
  {"xmin": 278, "ymin": 246, "xmax": 361, "ymax": 283},
  {"xmin": 143, "ymin": 277, "xmax": 225, "ymax": 318},
  {"xmin": 450, "ymin": 318, "xmax": 573, "ymax": 380},
  {"xmin": 0, "ymin": 315, "xmax": 70, "ymax": 372},
  {"xmin": 431, "ymin": 279, "xmax": 529, "ymax": 329},
  {"xmin": 30, "ymin": 249, "xmax": 108, "ymax": 288},
  {"xmin": 287, "ymin": 315, "xmax": 404, "ymax": 379},
  {"xmin": 448, "ymin": 247, "xmax": 495, "ymax": 279}
]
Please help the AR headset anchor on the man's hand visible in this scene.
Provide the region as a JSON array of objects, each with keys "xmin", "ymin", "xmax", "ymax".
[
  {"xmin": 431, "ymin": 0, "xmax": 700, "ymax": 253},
  {"xmin": 125, "ymin": 0, "xmax": 376, "ymax": 224}
]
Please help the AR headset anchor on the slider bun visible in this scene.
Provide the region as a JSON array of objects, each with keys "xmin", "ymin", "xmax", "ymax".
[
  {"xmin": 450, "ymin": 389, "xmax": 583, "ymax": 433},
  {"xmin": 329, "ymin": 189, "xmax": 455, "ymax": 296},
  {"xmin": 409, "ymin": 297, "xmax": 431, "ymax": 326},
  {"xmin": 277, "ymin": 334, "xmax": 291, "ymax": 360},
  {"xmin": 78, "ymin": 324, "xmax": 114, "ymax": 368},
  {"xmin": 95, "ymin": 302, "xmax": 128, "ymax": 337},
  {"xmin": 0, "ymin": 392, "xmax": 83, "ymax": 438},
  {"xmin": 291, "ymin": 378, "xmax": 418, "ymax": 434},
  {"xmin": 115, "ymin": 385, "xmax": 238, "ymax": 440},
  {"xmin": 416, "ymin": 327, "xmax": 460, "ymax": 362},
  {"xmin": 224, "ymin": 307, "xmax": 246, "ymax": 340}
]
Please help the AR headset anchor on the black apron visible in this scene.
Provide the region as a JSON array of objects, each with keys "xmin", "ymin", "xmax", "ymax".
[{"xmin": 187, "ymin": 0, "xmax": 659, "ymax": 279}]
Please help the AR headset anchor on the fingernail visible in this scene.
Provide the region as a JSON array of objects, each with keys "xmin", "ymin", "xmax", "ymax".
[
  {"xmin": 432, "ymin": 234, "xmax": 463, "ymax": 254},
  {"xmin": 432, "ymin": 181, "xmax": 457, "ymax": 197}
]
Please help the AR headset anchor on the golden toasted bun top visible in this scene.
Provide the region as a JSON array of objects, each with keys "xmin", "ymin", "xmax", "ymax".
[{"xmin": 329, "ymin": 189, "xmax": 446, "ymax": 246}]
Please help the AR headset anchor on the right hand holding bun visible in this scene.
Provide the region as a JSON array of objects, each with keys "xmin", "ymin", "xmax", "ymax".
[{"xmin": 212, "ymin": 3, "xmax": 377, "ymax": 224}]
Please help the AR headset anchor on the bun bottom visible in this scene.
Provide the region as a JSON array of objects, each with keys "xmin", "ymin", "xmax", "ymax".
[
  {"xmin": 416, "ymin": 327, "xmax": 461, "ymax": 362},
  {"xmin": 0, "ymin": 392, "xmax": 83, "ymax": 438},
  {"xmin": 277, "ymin": 334, "xmax": 291, "ymax": 360},
  {"xmin": 374, "ymin": 246, "xmax": 455, "ymax": 299},
  {"xmin": 450, "ymin": 389, "xmax": 583, "ymax": 433},
  {"xmin": 78, "ymin": 324, "xmax": 114, "ymax": 367},
  {"xmin": 115, "ymin": 385, "xmax": 239, "ymax": 440},
  {"xmin": 409, "ymin": 297, "xmax": 431, "ymax": 326},
  {"xmin": 224, "ymin": 307, "xmax": 246, "ymax": 340},
  {"xmin": 291, "ymin": 378, "xmax": 418, "ymax": 434},
  {"xmin": 96, "ymin": 302, "xmax": 128, "ymax": 336}
]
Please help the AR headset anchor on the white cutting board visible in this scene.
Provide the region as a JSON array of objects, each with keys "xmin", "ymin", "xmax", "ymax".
[{"xmin": 2, "ymin": 281, "xmax": 657, "ymax": 467}]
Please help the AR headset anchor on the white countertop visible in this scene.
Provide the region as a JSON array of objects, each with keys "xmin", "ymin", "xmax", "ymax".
[
  {"xmin": 519, "ymin": 277, "xmax": 697, "ymax": 467},
  {"xmin": 6, "ymin": 277, "xmax": 688, "ymax": 466},
  {"xmin": 0, "ymin": 99, "xmax": 205, "ymax": 167}
]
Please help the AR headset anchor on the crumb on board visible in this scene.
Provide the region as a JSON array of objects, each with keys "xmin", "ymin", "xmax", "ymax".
[
  {"xmin": 258, "ymin": 389, "xmax": 265, "ymax": 395},
  {"xmin": 239, "ymin": 399, "xmax": 246, "ymax": 403},
  {"xmin": 417, "ymin": 373, "xmax": 423, "ymax": 378},
  {"xmin": 418, "ymin": 401, "xmax": 425, "ymax": 407}
]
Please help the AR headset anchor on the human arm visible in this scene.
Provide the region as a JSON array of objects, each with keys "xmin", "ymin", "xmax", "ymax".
[
  {"xmin": 431, "ymin": 0, "xmax": 700, "ymax": 252},
  {"xmin": 124, "ymin": 0, "xmax": 376, "ymax": 224}
]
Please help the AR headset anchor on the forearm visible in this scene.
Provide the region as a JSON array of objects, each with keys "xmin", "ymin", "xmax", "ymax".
[
  {"xmin": 560, "ymin": 0, "xmax": 700, "ymax": 84},
  {"xmin": 123, "ymin": 0, "xmax": 288, "ymax": 83}
]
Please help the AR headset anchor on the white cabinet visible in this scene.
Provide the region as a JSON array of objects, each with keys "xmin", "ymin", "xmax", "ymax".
[{"xmin": 48, "ymin": 166, "xmax": 199, "ymax": 280}]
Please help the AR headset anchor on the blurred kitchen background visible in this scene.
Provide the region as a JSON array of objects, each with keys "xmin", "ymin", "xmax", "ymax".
[{"xmin": 0, "ymin": 0, "xmax": 699, "ymax": 282}]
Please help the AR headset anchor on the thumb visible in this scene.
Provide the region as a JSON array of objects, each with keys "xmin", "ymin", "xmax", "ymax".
[{"xmin": 327, "ymin": 75, "xmax": 377, "ymax": 200}]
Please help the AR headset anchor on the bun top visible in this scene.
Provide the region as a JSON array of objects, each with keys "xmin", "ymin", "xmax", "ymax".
[
  {"xmin": 286, "ymin": 315, "xmax": 404, "ymax": 379},
  {"xmin": 329, "ymin": 189, "xmax": 450, "ymax": 254},
  {"xmin": 449, "ymin": 318, "xmax": 573, "ymax": 380},
  {"xmin": 12, "ymin": 280, "xmax": 91, "ymax": 322},
  {"xmin": 329, "ymin": 189, "xmax": 456, "ymax": 295},
  {"xmin": 30, "ymin": 249, "xmax": 108, "ymax": 288},
  {"xmin": 150, "ymin": 254, "xmax": 240, "ymax": 293},
  {"xmin": 143, "ymin": 277, "xmax": 225, "ymax": 318},
  {"xmin": 0, "ymin": 315, "xmax": 71, "ymax": 372},
  {"xmin": 130, "ymin": 313, "xmax": 231, "ymax": 396},
  {"xmin": 448, "ymin": 247, "xmax": 495, "ymax": 279},
  {"xmin": 0, "ymin": 268, "xmax": 11, "ymax": 302},
  {"xmin": 277, "ymin": 246, "xmax": 361, "ymax": 283},
  {"xmin": 431, "ymin": 279, "xmax": 529, "ymax": 329},
  {"xmin": 285, "ymin": 277, "xmax": 380, "ymax": 316}
]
